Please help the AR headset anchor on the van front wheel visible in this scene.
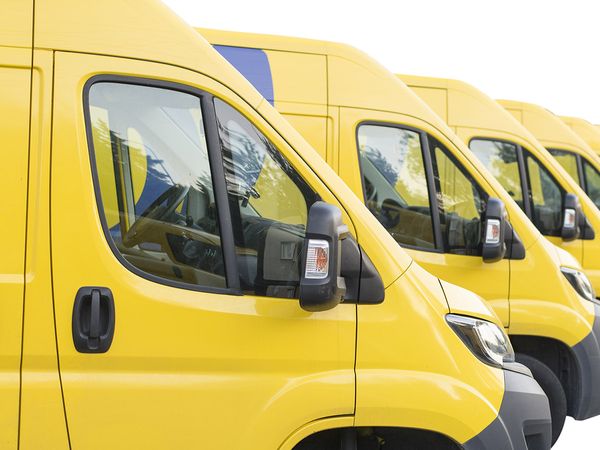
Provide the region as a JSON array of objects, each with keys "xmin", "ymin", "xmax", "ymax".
[{"xmin": 516, "ymin": 353, "xmax": 567, "ymax": 446}]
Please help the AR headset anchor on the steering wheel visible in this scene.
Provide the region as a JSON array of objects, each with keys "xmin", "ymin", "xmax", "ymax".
[
  {"xmin": 122, "ymin": 184, "xmax": 190, "ymax": 248},
  {"xmin": 380, "ymin": 198, "xmax": 403, "ymax": 228}
]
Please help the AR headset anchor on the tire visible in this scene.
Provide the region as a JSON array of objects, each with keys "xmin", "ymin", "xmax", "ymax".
[{"xmin": 516, "ymin": 353, "xmax": 567, "ymax": 446}]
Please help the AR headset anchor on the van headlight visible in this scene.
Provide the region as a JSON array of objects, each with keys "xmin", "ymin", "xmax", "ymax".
[
  {"xmin": 561, "ymin": 267, "xmax": 596, "ymax": 302},
  {"xmin": 446, "ymin": 314, "xmax": 515, "ymax": 368}
]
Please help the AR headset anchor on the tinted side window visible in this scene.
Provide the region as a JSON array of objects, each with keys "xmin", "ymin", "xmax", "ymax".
[
  {"xmin": 548, "ymin": 148, "xmax": 581, "ymax": 185},
  {"xmin": 525, "ymin": 151, "xmax": 564, "ymax": 236},
  {"xmin": 432, "ymin": 137, "xmax": 487, "ymax": 256},
  {"xmin": 88, "ymin": 82, "xmax": 226, "ymax": 289},
  {"xmin": 357, "ymin": 124, "xmax": 436, "ymax": 249},
  {"xmin": 214, "ymin": 98, "xmax": 319, "ymax": 298},
  {"xmin": 583, "ymin": 158, "xmax": 600, "ymax": 209},
  {"xmin": 470, "ymin": 139, "xmax": 523, "ymax": 207}
]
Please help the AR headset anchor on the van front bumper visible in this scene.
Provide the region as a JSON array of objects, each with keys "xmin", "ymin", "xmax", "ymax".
[
  {"xmin": 570, "ymin": 303, "xmax": 600, "ymax": 420},
  {"xmin": 462, "ymin": 365, "xmax": 552, "ymax": 450}
]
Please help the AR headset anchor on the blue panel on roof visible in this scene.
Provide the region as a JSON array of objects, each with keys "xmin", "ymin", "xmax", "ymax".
[{"xmin": 214, "ymin": 45, "xmax": 274, "ymax": 105}]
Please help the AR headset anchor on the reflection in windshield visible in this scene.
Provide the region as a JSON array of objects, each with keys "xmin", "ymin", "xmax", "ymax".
[
  {"xmin": 358, "ymin": 125, "xmax": 435, "ymax": 249},
  {"xmin": 470, "ymin": 139, "xmax": 523, "ymax": 204}
]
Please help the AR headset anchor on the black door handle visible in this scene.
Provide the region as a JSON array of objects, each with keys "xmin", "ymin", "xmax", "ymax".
[{"xmin": 72, "ymin": 287, "xmax": 115, "ymax": 353}]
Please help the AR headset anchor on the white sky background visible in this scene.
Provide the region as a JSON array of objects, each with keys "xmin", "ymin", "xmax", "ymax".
[
  {"xmin": 164, "ymin": 0, "xmax": 600, "ymax": 123},
  {"xmin": 162, "ymin": 0, "xmax": 600, "ymax": 447}
]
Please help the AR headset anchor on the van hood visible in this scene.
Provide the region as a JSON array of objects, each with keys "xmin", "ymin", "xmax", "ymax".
[
  {"xmin": 440, "ymin": 280, "xmax": 504, "ymax": 328},
  {"xmin": 540, "ymin": 237, "xmax": 584, "ymax": 271}
]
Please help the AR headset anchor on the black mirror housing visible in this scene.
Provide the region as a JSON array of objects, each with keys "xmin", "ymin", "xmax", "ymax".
[
  {"xmin": 299, "ymin": 202, "xmax": 348, "ymax": 312},
  {"xmin": 482, "ymin": 198, "xmax": 507, "ymax": 263},
  {"xmin": 561, "ymin": 193, "xmax": 581, "ymax": 241}
]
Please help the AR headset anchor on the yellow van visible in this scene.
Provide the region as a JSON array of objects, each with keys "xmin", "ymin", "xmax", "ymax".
[
  {"xmin": 1, "ymin": 1, "xmax": 552, "ymax": 449},
  {"xmin": 201, "ymin": 29, "xmax": 600, "ymax": 444},
  {"xmin": 401, "ymin": 76, "xmax": 600, "ymax": 292},
  {"xmin": 561, "ymin": 116, "xmax": 600, "ymax": 155},
  {"xmin": 497, "ymin": 100, "xmax": 600, "ymax": 212}
]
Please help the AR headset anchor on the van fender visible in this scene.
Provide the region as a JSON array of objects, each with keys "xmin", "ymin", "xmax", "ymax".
[{"xmin": 278, "ymin": 416, "xmax": 354, "ymax": 450}]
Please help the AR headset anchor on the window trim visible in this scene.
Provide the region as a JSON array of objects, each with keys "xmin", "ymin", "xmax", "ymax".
[{"xmin": 83, "ymin": 74, "xmax": 242, "ymax": 295}]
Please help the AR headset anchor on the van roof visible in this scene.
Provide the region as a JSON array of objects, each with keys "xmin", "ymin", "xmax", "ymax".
[
  {"xmin": 201, "ymin": 31, "xmax": 543, "ymax": 248},
  {"xmin": 497, "ymin": 100, "xmax": 596, "ymax": 157},
  {"xmin": 399, "ymin": 75, "xmax": 544, "ymax": 148},
  {"xmin": 199, "ymin": 28, "xmax": 449, "ymax": 128},
  {"xmin": 33, "ymin": 0, "xmax": 265, "ymax": 108},
  {"xmin": 25, "ymin": 3, "xmax": 414, "ymax": 278},
  {"xmin": 560, "ymin": 116, "xmax": 600, "ymax": 153}
]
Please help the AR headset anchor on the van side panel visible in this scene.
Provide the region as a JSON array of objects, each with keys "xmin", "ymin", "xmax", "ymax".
[
  {"xmin": 355, "ymin": 264, "xmax": 503, "ymax": 445},
  {"xmin": 19, "ymin": 50, "xmax": 71, "ymax": 450},
  {"xmin": 0, "ymin": 0, "xmax": 33, "ymax": 48},
  {"xmin": 0, "ymin": 46, "xmax": 32, "ymax": 450},
  {"xmin": 266, "ymin": 50, "xmax": 329, "ymax": 160},
  {"xmin": 409, "ymin": 87, "xmax": 448, "ymax": 123}
]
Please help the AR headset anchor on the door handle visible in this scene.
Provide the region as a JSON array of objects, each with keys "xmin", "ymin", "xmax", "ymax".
[{"xmin": 72, "ymin": 287, "xmax": 115, "ymax": 353}]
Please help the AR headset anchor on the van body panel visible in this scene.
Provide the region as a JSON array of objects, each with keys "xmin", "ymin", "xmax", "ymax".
[
  {"xmin": 496, "ymin": 100, "xmax": 600, "ymax": 294},
  {"xmin": 36, "ymin": 0, "xmax": 266, "ymax": 107},
  {"xmin": 402, "ymin": 77, "xmax": 600, "ymax": 339},
  {"xmin": 402, "ymin": 76, "xmax": 600, "ymax": 293},
  {"xmin": 0, "ymin": 0, "xmax": 33, "ymax": 48},
  {"xmin": 0, "ymin": 44, "xmax": 32, "ymax": 450},
  {"xmin": 201, "ymin": 30, "xmax": 558, "ymax": 445},
  {"xmin": 19, "ymin": 49, "xmax": 71, "ymax": 450},
  {"xmin": 355, "ymin": 263, "xmax": 503, "ymax": 445},
  {"xmin": 51, "ymin": 50, "xmax": 359, "ymax": 449},
  {"xmin": 561, "ymin": 116, "xmax": 600, "ymax": 154},
  {"xmin": 338, "ymin": 106, "xmax": 512, "ymax": 324}
]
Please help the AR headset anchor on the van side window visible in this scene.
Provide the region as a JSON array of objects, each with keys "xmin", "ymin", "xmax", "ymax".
[
  {"xmin": 469, "ymin": 139, "xmax": 523, "ymax": 208},
  {"xmin": 87, "ymin": 82, "xmax": 227, "ymax": 289},
  {"xmin": 583, "ymin": 159, "xmax": 600, "ymax": 209},
  {"xmin": 214, "ymin": 98, "xmax": 319, "ymax": 298},
  {"xmin": 431, "ymin": 137, "xmax": 487, "ymax": 256},
  {"xmin": 548, "ymin": 149, "xmax": 581, "ymax": 185},
  {"xmin": 357, "ymin": 124, "xmax": 436, "ymax": 250},
  {"xmin": 524, "ymin": 151, "xmax": 564, "ymax": 236}
]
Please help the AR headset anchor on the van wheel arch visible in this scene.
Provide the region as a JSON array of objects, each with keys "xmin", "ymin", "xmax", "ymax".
[
  {"xmin": 510, "ymin": 335, "xmax": 580, "ymax": 417},
  {"xmin": 292, "ymin": 427, "xmax": 461, "ymax": 450}
]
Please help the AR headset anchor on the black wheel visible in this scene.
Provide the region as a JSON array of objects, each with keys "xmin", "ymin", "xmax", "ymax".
[{"xmin": 516, "ymin": 353, "xmax": 567, "ymax": 446}]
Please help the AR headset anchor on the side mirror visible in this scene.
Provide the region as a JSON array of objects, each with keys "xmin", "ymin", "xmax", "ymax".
[
  {"xmin": 482, "ymin": 198, "xmax": 507, "ymax": 263},
  {"xmin": 299, "ymin": 202, "xmax": 348, "ymax": 312},
  {"xmin": 561, "ymin": 193, "xmax": 581, "ymax": 241}
]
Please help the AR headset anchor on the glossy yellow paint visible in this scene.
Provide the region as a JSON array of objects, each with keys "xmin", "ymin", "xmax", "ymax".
[
  {"xmin": 0, "ymin": 44, "xmax": 31, "ymax": 450},
  {"xmin": 19, "ymin": 49, "xmax": 71, "ymax": 450},
  {"xmin": 400, "ymin": 75, "xmax": 597, "ymax": 343},
  {"xmin": 497, "ymin": 100, "xmax": 600, "ymax": 293},
  {"xmin": 561, "ymin": 116, "xmax": 600, "ymax": 155},
  {"xmin": 201, "ymin": 32, "xmax": 595, "ymax": 364},
  {"xmin": 8, "ymin": 1, "xmax": 510, "ymax": 448}
]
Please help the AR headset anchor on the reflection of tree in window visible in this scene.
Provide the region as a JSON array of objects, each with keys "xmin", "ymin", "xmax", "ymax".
[
  {"xmin": 583, "ymin": 160, "xmax": 600, "ymax": 209},
  {"xmin": 432, "ymin": 138, "xmax": 486, "ymax": 256},
  {"xmin": 357, "ymin": 125, "xmax": 435, "ymax": 249},
  {"xmin": 214, "ymin": 98, "xmax": 319, "ymax": 297},
  {"xmin": 88, "ymin": 83, "xmax": 227, "ymax": 289},
  {"xmin": 470, "ymin": 139, "xmax": 522, "ymax": 204}
]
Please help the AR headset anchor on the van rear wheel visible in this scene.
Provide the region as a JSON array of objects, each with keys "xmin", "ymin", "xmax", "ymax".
[{"xmin": 516, "ymin": 353, "xmax": 567, "ymax": 446}]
